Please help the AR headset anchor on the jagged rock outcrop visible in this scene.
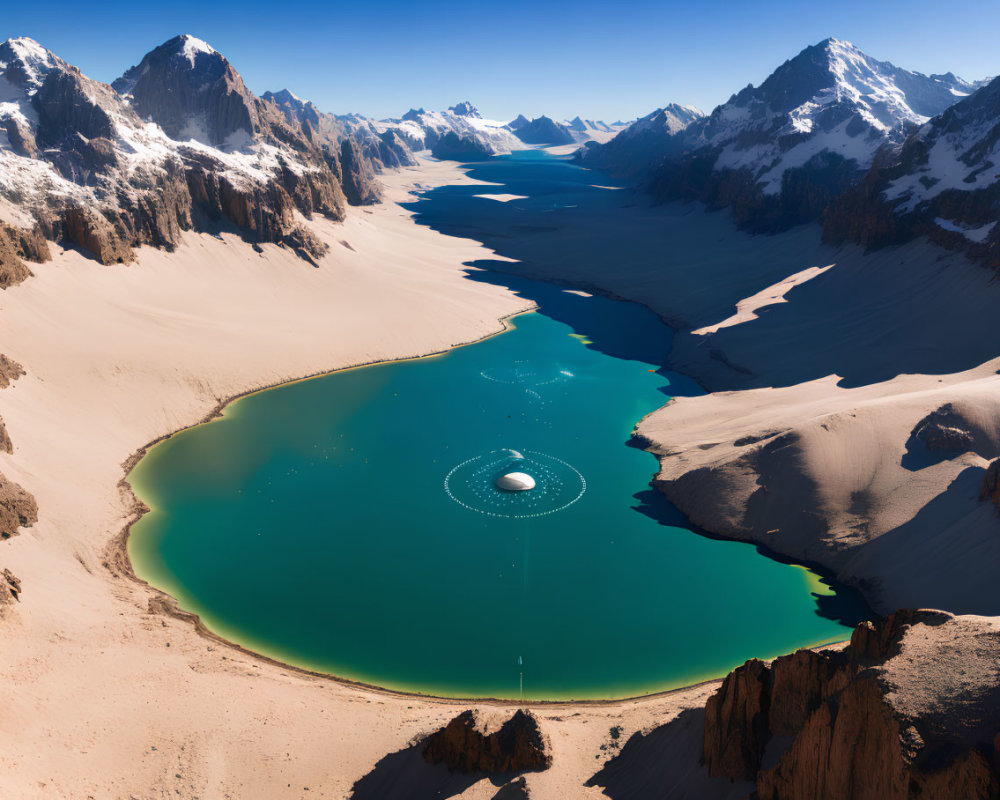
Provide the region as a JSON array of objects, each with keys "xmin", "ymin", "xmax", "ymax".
[
  {"xmin": 910, "ymin": 405, "xmax": 976, "ymax": 453},
  {"xmin": 0, "ymin": 221, "xmax": 51, "ymax": 287},
  {"xmin": 423, "ymin": 710, "xmax": 551, "ymax": 774},
  {"xmin": 703, "ymin": 658, "xmax": 771, "ymax": 781},
  {"xmin": 703, "ymin": 610, "xmax": 1000, "ymax": 799},
  {"xmin": 0, "ymin": 355, "xmax": 24, "ymax": 389},
  {"xmin": 981, "ymin": 460, "xmax": 1000, "ymax": 512},
  {"xmin": 0, "ymin": 472, "xmax": 37, "ymax": 539},
  {"xmin": 339, "ymin": 138, "xmax": 381, "ymax": 205},
  {"xmin": 0, "ymin": 568, "xmax": 21, "ymax": 610}
]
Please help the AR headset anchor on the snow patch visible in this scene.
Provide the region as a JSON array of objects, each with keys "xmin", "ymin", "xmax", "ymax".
[
  {"xmin": 179, "ymin": 35, "xmax": 217, "ymax": 66},
  {"xmin": 934, "ymin": 217, "xmax": 996, "ymax": 243}
]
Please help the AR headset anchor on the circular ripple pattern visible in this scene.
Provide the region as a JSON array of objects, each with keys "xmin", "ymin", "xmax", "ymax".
[
  {"xmin": 444, "ymin": 449, "xmax": 586, "ymax": 518},
  {"xmin": 480, "ymin": 361, "xmax": 574, "ymax": 387}
]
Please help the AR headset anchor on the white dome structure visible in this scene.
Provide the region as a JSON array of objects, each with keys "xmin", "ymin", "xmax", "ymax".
[{"xmin": 495, "ymin": 472, "xmax": 536, "ymax": 491}]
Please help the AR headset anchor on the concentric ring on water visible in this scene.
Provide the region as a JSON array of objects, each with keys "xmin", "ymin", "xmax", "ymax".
[
  {"xmin": 480, "ymin": 360, "xmax": 574, "ymax": 387},
  {"xmin": 444, "ymin": 449, "xmax": 587, "ymax": 518}
]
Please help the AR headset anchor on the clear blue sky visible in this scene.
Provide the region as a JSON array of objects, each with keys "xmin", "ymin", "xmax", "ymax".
[{"xmin": 4, "ymin": 0, "xmax": 998, "ymax": 122}]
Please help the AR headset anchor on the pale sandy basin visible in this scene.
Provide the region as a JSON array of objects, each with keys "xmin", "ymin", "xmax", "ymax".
[{"xmin": 0, "ymin": 159, "xmax": 726, "ymax": 799}]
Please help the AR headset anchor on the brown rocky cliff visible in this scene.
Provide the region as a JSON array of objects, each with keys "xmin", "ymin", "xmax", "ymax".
[
  {"xmin": 703, "ymin": 610, "xmax": 1000, "ymax": 799},
  {"xmin": 703, "ymin": 658, "xmax": 771, "ymax": 779},
  {"xmin": 423, "ymin": 710, "xmax": 551, "ymax": 774}
]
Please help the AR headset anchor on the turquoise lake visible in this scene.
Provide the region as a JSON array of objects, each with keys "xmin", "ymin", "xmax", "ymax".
[{"xmin": 128, "ymin": 150, "xmax": 867, "ymax": 700}]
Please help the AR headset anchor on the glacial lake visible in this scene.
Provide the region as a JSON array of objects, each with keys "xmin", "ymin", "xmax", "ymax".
[{"xmin": 128, "ymin": 151, "xmax": 867, "ymax": 700}]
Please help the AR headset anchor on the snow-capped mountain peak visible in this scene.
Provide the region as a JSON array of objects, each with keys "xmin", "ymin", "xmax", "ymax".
[
  {"xmin": 177, "ymin": 34, "xmax": 217, "ymax": 66},
  {"xmin": 0, "ymin": 37, "xmax": 61, "ymax": 93},
  {"xmin": 691, "ymin": 38, "xmax": 986, "ymax": 195}
]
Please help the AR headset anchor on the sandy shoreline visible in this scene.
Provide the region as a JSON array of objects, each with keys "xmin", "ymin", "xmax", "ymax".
[
  {"xmin": 114, "ymin": 302, "xmax": 723, "ymax": 708},
  {"xmin": 0, "ymin": 158, "xmax": 743, "ymax": 798}
]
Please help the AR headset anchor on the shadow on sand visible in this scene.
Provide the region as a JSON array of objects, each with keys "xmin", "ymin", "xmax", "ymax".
[
  {"xmin": 349, "ymin": 738, "xmax": 528, "ymax": 800},
  {"xmin": 587, "ymin": 708, "xmax": 752, "ymax": 800}
]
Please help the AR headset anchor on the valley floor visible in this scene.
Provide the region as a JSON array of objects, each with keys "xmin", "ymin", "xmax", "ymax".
[
  {"xmin": 0, "ymin": 160, "xmax": 739, "ymax": 799},
  {"xmin": 465, "ymin": 182, "xmax": 1000, "ymax": 616},
  {"xmin": 3, "ymin": 152, "xmax": 997, "ymax": 798}
]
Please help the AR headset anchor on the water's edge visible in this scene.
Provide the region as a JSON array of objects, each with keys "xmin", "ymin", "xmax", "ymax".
[{"xmin": 117, "ymin": 167, "xmax": 864, "ymax": 705}]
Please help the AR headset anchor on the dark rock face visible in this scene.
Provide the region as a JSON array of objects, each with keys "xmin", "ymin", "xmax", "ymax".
[
  {"xmin": 703, "ymin": 658, "xmax": 771, "ymax": 780},
  {"xmin": 511, "ymin": 116, "xmax": 574, "ymax": 146},
  {"xmin": 339, "ymin": 138, "xmax": 382, "ymax": 205},
  {"xmin": 430, "ymin": 130, "xmax": 494, "ymax": 161},
  {"xmin": 0, "ymin": 471, "xmax": 37, "ymax": 540},
  {"xmin": 981, "ymin": 460, "xmax": 1000, "ymax": 512},
  {"xmin": 703, "ymin": 610, "xmax": 1000, "ymax": 799},
  {"xmin": 423, "ymin": 710, "xmax": 551, "ymax": 774},
  {"xmin": 911, "ymin": 407, "xmax": 976, "ymax": 453}
]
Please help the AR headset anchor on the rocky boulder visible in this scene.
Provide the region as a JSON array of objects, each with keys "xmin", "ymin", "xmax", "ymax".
[
  {"xmin": 910, "ymin": 406, "xmax": 976, "ymax": 453},
  {"xmin": 423, "ymin": 709, "xmax": 551, "ymax": 774},
  {"xmin": 0, "ymin": 472, "xmax": 37, "ymax": 540}
]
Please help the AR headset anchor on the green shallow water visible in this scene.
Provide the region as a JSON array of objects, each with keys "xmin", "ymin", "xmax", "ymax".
[{"xmin": 128, "ymin": 151, "xmax": 868, "ymax": 700}]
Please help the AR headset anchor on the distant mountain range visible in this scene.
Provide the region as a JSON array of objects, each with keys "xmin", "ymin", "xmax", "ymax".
[
  {"xmin": 581, "ymin": 37, "xmax": 997, "ymax": 258},
  {"xmin": 0, "ymin": 34, "xmax": 620, "ymax": 284},
  {"xmin": 0, "ymin": 34, "xmax": 413, "ymax": 281},
  {"xmin": 6, "ymin": 31, "xmax": 995, "ymax": 282}
]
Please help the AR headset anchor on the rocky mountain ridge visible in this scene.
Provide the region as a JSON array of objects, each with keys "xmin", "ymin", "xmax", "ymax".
[
  {"xmin": 0, "ymin": 34, "xmax": 404, "ymax": 281},
  {"xmin": 378, "ymin": 105, "xmax": 524, "ymax": 160},
  {"xmin": 578, "ymin": 103, "xmax": 703, "ymax": 175},
  {"xmin": 581, "ymin": 38, "xmax": 986, "ymax": 234},
  {"xmin": 824, "ymin": 73, "xmax": 1000, "ymax": 265}
]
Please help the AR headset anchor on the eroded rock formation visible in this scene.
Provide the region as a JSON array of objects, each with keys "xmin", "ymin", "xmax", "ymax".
[
  {"xmin": 0, "ymin": 221, "xmax": 51, "ymax": 287},
  {"xmin": 0, "ymin": 568, "xmax": 21, "ymax": 611},
  {"xmin": 423, "ymin": 709, "xmax": 551, "ymax": 774},
  {"xmin": 703, "ymin": 610, "xmax": 1000, "ymax": 799},
  {"xmin": 0, "ymin": 472, "xmax": 37, "ymax": 540}
]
